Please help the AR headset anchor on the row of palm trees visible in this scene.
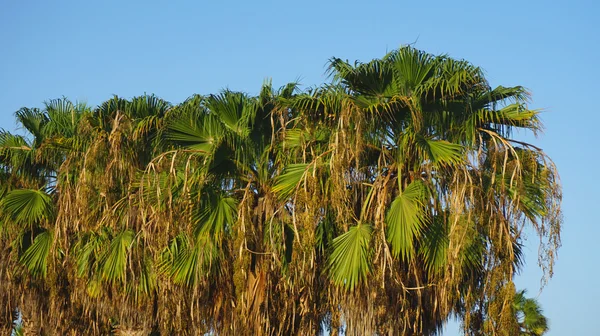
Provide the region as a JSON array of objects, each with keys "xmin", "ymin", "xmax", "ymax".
[{"xmin": 0, "ymin": 47, "xmax": 560, "ymax": 335}]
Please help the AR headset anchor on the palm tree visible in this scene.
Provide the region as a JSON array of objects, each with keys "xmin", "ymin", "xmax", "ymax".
[
  {"xmin": 467, "ymin": 287, "xmax": 549, "ymax": 336},
  {"xmin": 0, "ymin": 99, "xmax": 89, "ymax": 335},
  {"xmin": 0, "ymin": 47, "xmax": 561, "ymax": 335},
  {"xmin": 513, "ymin": 290, "xmax": 549, "ymax": 335},
  {"xmin": 275, "ymin": 47, "xmax": 561, "ymax": 334}
]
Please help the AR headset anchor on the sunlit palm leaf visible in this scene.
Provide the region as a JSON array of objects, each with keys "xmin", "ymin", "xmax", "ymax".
[
  {"xmin": 478, "ymin": 85, "xmax": 530, "ymax": 106},
  {"xmin": 167, "ymin": 114, "xmax": 220, "ymax": 153},
  {"xmin": 273, "ymin": 163, "xmax": 310, "ymax": 199},
  {"xmin": 205, "ymin": 91, "xmax": 254, "ymax": 136},
  {"xmin": 327, "ymin": 223, "xmax": 372, "ymax": 290},
  {"xmin": 283, "ymin": 129, "xmax": 305, "ymax": 148},
  {"xmin": 328, "ymin": 57, "xmax": 395, "ymax": 97},
  {"xmin": 0, "ymin": 131, "xmax": 34, "ymax": 171},
  {"xmin": 19, "ymin": 230, "xmax": 52, "ymax": 278},
  {"xmin": 386, "ymin": 180, "xmax": 427, "ymax": 260},
  {"xmin": 422, "ymin": 57, "xmax": 484, "ymax": 98},
  {"xmin": 42, "ymin": 98, "xmax": 89, "ymax": 138},
  {"xmin": 15, "ymin": 107, "xmax": 47, "ymax": 141},
  {"xmin": 99, "ymin": 230, "xmax": 134, "ymax": 283},
  {"xmin": 386, "ymin": 47, "xmax": 437, "ymax": 96},
  {"xmin": 193, "ymin": 190, "xmax": 238, "ymax": 238},
  {"xmin": 0, "ymin": 189, "xmax": 54, "ymax": 225},
  {"xmin": 126, "ymin": 94, "xmax": 172, "ymax": 119},
  {"xmin": 416, "ymin": 135, "xmax": 464, "ymax": 166}
]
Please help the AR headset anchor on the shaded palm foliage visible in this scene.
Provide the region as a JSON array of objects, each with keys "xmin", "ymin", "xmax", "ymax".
[{"xmin": 0, "ymin": 47, "xmax": 561, "ymax": 335}]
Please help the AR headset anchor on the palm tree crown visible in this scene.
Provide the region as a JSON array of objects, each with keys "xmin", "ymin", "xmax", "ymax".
[{"xmin": 0, "ymin": 47, "xmax": 561, "ymax": 335}]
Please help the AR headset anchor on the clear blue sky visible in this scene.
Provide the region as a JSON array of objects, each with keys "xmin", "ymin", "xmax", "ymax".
[{"xmin": 1, "ymin": 0, "xmax": 597, "ymax": 334}]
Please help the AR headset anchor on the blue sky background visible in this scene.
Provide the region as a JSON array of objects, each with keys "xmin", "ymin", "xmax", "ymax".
[{"xmin": 1, "ymin": 0, "xmax": 597, "ymax": 334}]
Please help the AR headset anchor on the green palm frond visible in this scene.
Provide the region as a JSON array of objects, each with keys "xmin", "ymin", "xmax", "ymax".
[
  {"xmin": 316, "ymin": 212, "xmax": 336, "ymax": 254},
  {"xmin": 159, "ymin": 234, "xmax": 219, "ymax": 286},
  {"xmin": 514, "ymin": 289, "xmax": 549, "ymax": 335},
  {"xmin": 327, "ymin": 223, "xmax": 372, "ymax": 291},
  {"xmin": 158, "ymin": 234, "xmax": 185, "ymax": 275},
  {"xmin": 0, "ymin": 189, "xmax": 54, "ymax": 226},
  {"xmin": 422, "ymin": 56, "xmax": 485, "ymax": 98},
  {"xmin": 167, "ymin": 236, "xmax": 200, "ymax": 286},
  {"xmin": 167, "ymin": 113, "xmax": 221, "ymax": 153},
  {"xmin": 263, "ymin": 220, "xmax": 295, "ymax": 269},
  {"xmin": 473, "ymin": 105, "xmax": 541, "ymax": 132},
  {"xmin": 458, "ymin": 228, "xmax": 485, "ymax": 272},
  {"xmin": 283, "ymin": 129, "xmax": 306, "ymax": 148},
  {"xmin": 205, "ymin": 91, "xmax": 255, "ymax": 136},
  {"xmin": 479, "ymin": 85, "xmax": 530, "ymax": 106},
  {"xmin": 416, "ymin": 135, "xmax": 464, "ymax": 166},
  {"xmin": 509, "ymin": 176, "xmax": 548, "ymax": 222},
  {"xmin": 0, "ymin": 131, "xmax": 34, "ymax": 171},
  {"xmin": 277, "ymin": 81, "xmax": 300, "ymax": 99},
  {"xmin": 127, "ymin": 94, "xmax": 172, "ymax": 119},
  {"xmin": 75, "ymin": 230, "xmax": 108, "ymax": 277},
  {"xmin": 273, "ymin": 163, "xmax": 311, "ymax": 199},
  {"xmin": 193, "ymin": 190, "xmax": 238, "ymax": 238},
  {"xmin": 19, "ymin": 230, "xmax": 52, "ymax": 278},
  {"xmin": 386, "ymin": 180, "xmax": 427, "ymax": 260},
  {"xmin": 0, "ymin": 172, "xmax": 10, "ymax": 198},
  {"xmin": 496, "ymin": 104, "xmax": 541, "ymax": 130},
  {"xmin": 133, "ymin": 114, "xmax": 162, "ymax": 140},
  {"xmin": 291, "ymin": 86, "xmax": 346, "ymax": 122},
  {"xmin": 95, "ymin": 95, "xmax": 130, "ymax": 130},
  {"xmin": 99, "ymin": 230, "xmax": 134, "ymax": 283},
  {"xmin": 386, "ymin": 46, "xmax": 437, "ymax": 95},
  {"xmin": 419, "ymin": 216, "xmax": 449, "ymax": 274},
  {"xmin": 15, "ymin": 107, "xmax": 48, "ymax": 141},
  {"xmin": 42, "ymin": 98, "xmax": 88, "ymax": 138},
  {"xmin": 328, "ymin": 57, "xmax": 395, "ymax": 97}
]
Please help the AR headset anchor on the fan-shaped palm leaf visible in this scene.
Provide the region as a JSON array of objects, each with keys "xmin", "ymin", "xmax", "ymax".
[
  {"xmin": 99, "ymin": 230, "xmax": 134, "ymax": 283},
  {"xmin": 514, "ymin": 289, "xmax": 549, "ymax": 335},
  {"xmin": 19, "ymin": 230, "xmax": 52, "ymax": 278},
  {"xmin": 385, "ymin": 180, "xmax": 427, "ymax": 260},
  {"xmin": 327, "ymin": 223, "xmax": 372, "ymax": 290},
  {"xmin": 273, "ymin": 163, "xmax": 311, "ymax": 199},
  {"xmin": 193, "ymin": 190, "xmax": 238, "ymax": 238},
  {"xmin": 159, "ymin": 234, "xmax": 219, "ymax": 286},
  {"xmin": 0, "ymin": 189, "xmax": 54, "ymax": 226},
  {"xmin": 419, "ymin": 216, "xmax": 449, "ymax": 274},
  {"xmin": 415, "ymin": 135, "xmax": 464, "ymax": 166}
]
